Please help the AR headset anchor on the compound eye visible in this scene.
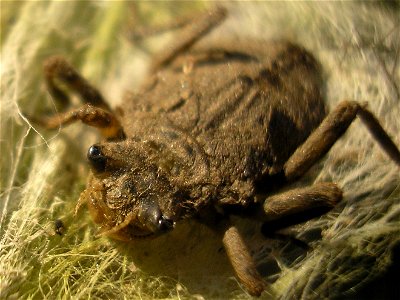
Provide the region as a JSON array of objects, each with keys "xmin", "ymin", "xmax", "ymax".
[
  {"xmin": 157, "ymin": 216, "xmax": 174, "ymax": 233},
  {"xmin": 87, "ymin": 145, "xmax": 106, "ymax": 172},
  {"xmin": 138, "ymin": 202, "xmax": 174, "ymax": 234}
]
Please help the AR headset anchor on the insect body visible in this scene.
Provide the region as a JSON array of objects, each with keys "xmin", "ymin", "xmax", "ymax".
[
  {"xmin": 37, "ymin": 8, "xmax": 400, "ymax": 297},
  {"xmin": 84, "ymin": 40, "xmax": 326, "ymax": 239}
]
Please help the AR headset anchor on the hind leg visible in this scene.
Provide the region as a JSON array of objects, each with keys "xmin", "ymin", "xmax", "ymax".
[
  {"xmin": 284, "ymin": 101, "xmax": 400, "ymax": 182},
  {"xmin": 148, "ymin": 6, "xmax": 227, "ymax": 72}
]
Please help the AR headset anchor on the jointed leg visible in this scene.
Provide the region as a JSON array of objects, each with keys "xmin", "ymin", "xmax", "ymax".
[
  {"xmin": 149, "ymin": 6, "xmax": 227, "ymax": 72},
  {"xmin": 221, "ymin": 184, "xmax": 342, "ymax": 296},
  {"xmin": 38, "ymin": 56, "xmax": 124, "ymax": 139},
  {"xmin": 262, "ymin": 182, "xmax": 342, "ymax": 232},
  {"xmin": 226, "ymin": 183, "xmax": 341, "ymax": 295},
  {"xmin": 43, "ymin": 56, "xmax": 111, "ymax": 111},
  {"xmin": 284, "ymin": 101, "xmax": 400, "ymax": 181},
  {"xmin": 263, "ymin": 182, "xmax": 342, "ymax": 222},
  {"xmin": 32, "ymin": 104, "xmax": 124, "ymax": 140},
  {"xmin": 357, "ymin": 107, "xmax": 400, "ymax": 165},
  {"xmin": 222, "ymin": 224, "xmax": 265, "ymax": 297}
]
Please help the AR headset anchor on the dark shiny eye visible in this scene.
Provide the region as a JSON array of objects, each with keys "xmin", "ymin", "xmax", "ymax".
[
  {"xmin": 87, "ymin": 145, "xmax": 106, "ymax": 172},
  {"xmin": 139, "ymin": 203, "xmax": 174, "ymax": 234},
  {"xmin": 157, "ymin": 216, "xmax": 174, "ymax": 233}
]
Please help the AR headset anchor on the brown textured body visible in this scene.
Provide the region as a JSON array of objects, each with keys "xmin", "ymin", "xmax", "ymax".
[{"xmin": 109, "ymin": 41, "xmax": 326, "ymax": 219}]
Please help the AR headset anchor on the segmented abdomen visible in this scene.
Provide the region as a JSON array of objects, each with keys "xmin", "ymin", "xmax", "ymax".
[{"xmin": 125, "ymin": 41, "xmax": 326, "ymax": 191}]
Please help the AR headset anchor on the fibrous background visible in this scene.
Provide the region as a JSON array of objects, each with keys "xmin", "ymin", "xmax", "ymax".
[{"xmin": 1, "ymin": 2, "xmax": 399, "ymax": 299}]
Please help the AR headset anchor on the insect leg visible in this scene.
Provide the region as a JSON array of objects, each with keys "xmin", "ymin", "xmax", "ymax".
[
  {"xmin": 262, "ymin": 183, "xmax": 342, "ymax": 232},
  {"xmin": 43, "ymin": 56, "xmax": 111, "ymax": 111},
  {"xmin": 149, "ymin": 6, "xmax": 227, "ymax": 72},
  {"xmin": 37, "ymin": 56, "xmax": 124, "ymax": 139},
  {"xmin": 32, "ymin": 104, "xmax": 124, "ymax": 139},
  {"xmin": 222, "ymin": 224, "xmax": 266, "ymax": 297},
  {"xmin": 129, "ymin": 7, "xmax": 215, "ymax": 41},
  {"xmin": 284, "ymin": 101, "xmax": 400, "ymax": 181}
]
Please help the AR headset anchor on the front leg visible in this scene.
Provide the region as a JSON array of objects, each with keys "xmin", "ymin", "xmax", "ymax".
[
  {"xmin": 284, "ymin": 101, "xmax": 400, "ymax": 181},
  {"xmin": 222, "ymin": 223, "xmax": 266, "ymax": 297},
  {"xmin": 31, "ymin": 56, "xmax": 125, "ymax": 140},
  {"xmin": 43, "ymin": 56, "xmax": 111, "ymax": 111},
  {"xmin": 32, "ymin": 104, "xmax": 124, "ymax": 140}
]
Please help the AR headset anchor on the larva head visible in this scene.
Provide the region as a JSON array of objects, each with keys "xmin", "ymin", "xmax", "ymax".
[{"xmin": 81, "ymin": 140, "xmax": 180, "ymax": 240}]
